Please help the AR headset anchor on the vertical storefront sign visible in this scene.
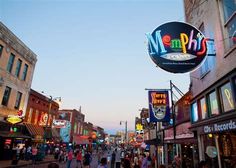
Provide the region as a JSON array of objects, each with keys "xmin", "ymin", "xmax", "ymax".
[{"xmin": 148, "ymin": 90, "xmax": 170, "ymax": 122}]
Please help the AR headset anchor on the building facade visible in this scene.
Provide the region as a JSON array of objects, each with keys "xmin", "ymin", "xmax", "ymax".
[
  {"xmin": 25, "ymin": 89, "xmax": 60, "ymax": 143},
  {"xmin": 0, "ymin": 22, "xmax": 37, "ymax": 119},
  {"xmin": 184, "ymin": 0, "xmax": 236, "ymax": 167},
  {"xmin": 0, "ymin": 22, "xmax": 37, "ymax": 160}
]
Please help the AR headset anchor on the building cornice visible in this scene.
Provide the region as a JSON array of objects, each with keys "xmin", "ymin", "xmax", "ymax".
[{"xmin": 0, "ymin": 22, "xmax": 37, "ymax": 65}]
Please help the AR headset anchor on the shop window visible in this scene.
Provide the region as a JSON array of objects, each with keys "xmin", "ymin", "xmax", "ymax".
[
  {"xmin": 208, "ymin": 91, "xmax": 219, "ymax": 116},
  {"xmin": 220, "ymin": 82, "xmax": 234, "ymax": 112},
  {"xmin": 1, "ymin": 86, "xmax": 11, "ymax": 106},
  {"xmin": 200, "ymin": 97, "xmax": 208, "ymax": 119},
  {"xmin": 191, "ymin": 102, "xmax": 199, "ymax": 122},
  {"xmin": 6, "ymin": 53, "xmax": 15, "ymax": 73},
  {"xmin": 14, "ymin": 91, "xmax": 22, "ymax": 109},
  {"xmin": 221, "ymin": 0, "xmax": 236, "ymax": 49}
]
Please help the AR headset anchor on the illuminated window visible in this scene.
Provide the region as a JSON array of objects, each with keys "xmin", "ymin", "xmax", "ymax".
[
  {"xmin": 35, "ymin": 110, "xmax": 39, "ymax": 125},
  {"xmin": 7, "ymin": 53, "xmax": 15, "ymax": 73},
  {"xmin": 2, "ymin": 86, "xmax": 11, "ymax": 106},
  {"xmin": 200, "ymin": 97, "xmax": 208, "ymax": 119},
  {"xmin": 191, "ymin": 102, "xmax": 198, "ymax": 122},
  {"xmin": 27, "ymin": 108, "xmax": 33, "ymax": 123},
  {"xmin": 221, "ymin": 0, "xmax": 236, "ymax": 49},
  {"xmin": 208, "ymin": 91, "xmax": 219, "ymax": 116},
  {"xmin": 220, "ymin": 82, "xmax": 234, "ymax": 112}
]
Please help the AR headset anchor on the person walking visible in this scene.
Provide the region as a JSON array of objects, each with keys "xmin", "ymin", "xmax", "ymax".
[
  {"xmin": 31, "ymin": 145, "xmax": 38, "ymax": 165},
  {"xmin": 76, "ymin": 150, "xmax": 82, "ymax": 168},
  {"xmin": 115, "ymin": 148, "xmax": 121, "ymax": 168},
  {"xmin": 97, "ymin": 157, "xmax": 108, "ymax": 168},
  {"xmin": 83, "ymin": 151, "xmax": 92, "ymax": 168},
  {"xmin": 66, "ymin": 149, "xmax": 73, "ymax": 168},
  {"xmin": 111, "ymin": 151, "xmax": 116, "ymax": 168},
  {"xmin": 141, "ymin": 154, "xmax": 148, "ymax": 168}
]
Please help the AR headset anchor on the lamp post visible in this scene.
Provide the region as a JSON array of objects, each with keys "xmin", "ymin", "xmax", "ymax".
[{"xmin": 120, "ymin": 121, "xmax": 128, "ymax": 144}]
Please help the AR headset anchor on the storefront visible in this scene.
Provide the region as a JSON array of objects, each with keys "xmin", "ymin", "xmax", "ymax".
[
  {"xmin": 190, "ymin": 70, "xmax": 236, "ymax": 168},
  {"xmin": 0, "ymin": 121, "xmax": 31, "ymax": 160}
]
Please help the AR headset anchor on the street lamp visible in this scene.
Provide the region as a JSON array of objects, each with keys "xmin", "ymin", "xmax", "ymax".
[{"xmin": 120, "ymin": 121, "xmax": 128, "ymax": 144}]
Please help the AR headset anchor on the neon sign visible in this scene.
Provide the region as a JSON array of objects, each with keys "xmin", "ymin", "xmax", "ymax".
[{"xmin": 146, "ymin": 22, "xmax": 215, "ymax": 73}]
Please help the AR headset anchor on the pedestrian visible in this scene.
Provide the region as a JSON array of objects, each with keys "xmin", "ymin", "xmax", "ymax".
[
  {"xmin": 111, "ymin": 151, "xmax": 116, "ymax": 168},
  {"xmin": 66, "ymin": 149, "xmax": 73, "ymax": 168},
  {"xmin": 83, "ymin": 151, "xmax": 91, "ymax": 168},
  {"xmin": 26, "ymin": 145, "xmax": 32, "ymax": 161},
  {"xmin": 122, "ymin": 154, "xmax": 131, "ymax": 168},
  {"xmin": 76, "ymin": 150, "xmax": 82, "ymax": 168},
  {"xmin": 31, "ymin": 145, "xmax": 38, "ymax": 165},
  {"xmin": 147, "ymin": 154, "xmax": 152, "ymax": 168},
  {"xmin": 133, "ymin": 154, "xmax": 140, "ymax": 168},
  {"xmin": 97, "ymin": 157, "xmax": 108, "ymax": 168},
  {"xmin": 172, "ymin": 154, "xmax": 181, "ymax": 168},
  {"xmin": 115, "ymin": 148, "xmax": 121, "ymax": 168},
  {"xmin": 141, "ymin": 154, "xmax": 148, "ymax": 168}
]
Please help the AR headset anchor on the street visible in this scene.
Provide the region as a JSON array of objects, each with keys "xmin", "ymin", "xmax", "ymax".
[{"xmin": 24, "ymin": 152, "xmax": 104, "ymax": 168}]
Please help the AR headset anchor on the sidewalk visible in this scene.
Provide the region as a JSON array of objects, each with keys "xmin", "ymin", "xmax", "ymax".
[{"xmin": 0, "ymin": 155, "xmax": 57, "ymax": 168}]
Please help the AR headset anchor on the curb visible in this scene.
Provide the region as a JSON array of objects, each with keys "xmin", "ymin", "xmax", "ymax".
[{"xmin": 4, "ymin": 159, "xmax": 57, "ymax": 168}]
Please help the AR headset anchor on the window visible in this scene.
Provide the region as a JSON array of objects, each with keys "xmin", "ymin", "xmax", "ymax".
[
  {"xmin": 74, "ymin": 123, "xmax": 77, "ymax": 134},
  {"xmin": 191, "ymin": 102, "xmax": 198, "ymax": 122},
  {"xmin": 0, "ymin": 45, "xmax": 3, "ymax": 57},
  {"xmin": 6, "ymin": 53, "xmax": 15, "ymax": 73},
  {"xmin": 22, "ymin": 64, "xmax": 28, "ymax": 81},
  {"xmin": 220, "ymin": 82, "xmax": 234, "ymax": 112},
  {"xmin": 1, "ymin": 86, "xmax": 11, "ymax": 106},
  {"xmin": 34, "ymin": 110, "xmax": 39, "ymax": 125},
  {"xmin": 14, "ymin": 91, "xmax": 22, "ymax": 109},
  {"xmin": 27, "ymin": 108, "xmax": 33, "ymax": 123},
  {"xmin": 222, "ymin": 0, "xmax": 236, "ymax": 48},
  {"xmin": 200, "ymin": 97, "xmax": 208, "ymax": 119},
  {"xmin": 208, "ymin": 91, "xmax": 219, "ymax": 116},
  {"xmin": 15, "ymin": 59, "xmax": 22, "ymax": 77}
]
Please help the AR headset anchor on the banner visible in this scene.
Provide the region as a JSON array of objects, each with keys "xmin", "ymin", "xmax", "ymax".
[{"xmin": 148, "ymin": 90, "xmax": 170, "ymax": 122}]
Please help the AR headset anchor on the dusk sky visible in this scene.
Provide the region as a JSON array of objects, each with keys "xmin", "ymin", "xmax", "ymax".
[{"xmin": 0, "ymin": 0, "xmax": 190, "ymax": 134}]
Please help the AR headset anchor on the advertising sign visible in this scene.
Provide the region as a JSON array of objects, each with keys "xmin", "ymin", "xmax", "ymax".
[
  {"xmin": 203, "ymin": 119, "xmax": 236, "ymax": 134},
  {"xmin": 60, "ymin": 121, "xmax": 71, "ymax": 143},
  {"xmin": 148, "ymin": 90, "xmax": 170, "ymax": 122},
  {"xmin": 52, "ymin": 119, "xmax": 66, "ymax": 128},
  {"xmin": 146, "ymin": 21, "xmax": 215, "ymax": 73}
]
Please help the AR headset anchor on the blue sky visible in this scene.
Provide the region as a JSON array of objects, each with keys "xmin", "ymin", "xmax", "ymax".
[{"xmin": 0, "ymin": 0, "xmax": 190, "ymax": 134}]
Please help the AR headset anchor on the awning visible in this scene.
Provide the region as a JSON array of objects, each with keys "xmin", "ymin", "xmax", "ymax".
[
  {"xmin": 145, "ymin": 138, "xmax": 163, "ymax": 146},
  {"xmin": 0, "ymin": 131, "xmax": 31, "ymax": 139},
  {"xmin": 73, "ymin": 135, "xmax": 90, "ymax": 144},
  {"xmin": 24, "ymin": 123, "xmax": 44, "ymax": 137},
  {"xmin": 164, "ymin": 138, "xmax": 197, "ymax": 144}
]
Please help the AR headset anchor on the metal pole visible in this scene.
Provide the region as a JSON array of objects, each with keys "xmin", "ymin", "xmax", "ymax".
[
  {"xmin": 125, "ymin": 121, "xmax": 128, "ymax": 144},
  {"xmin": 44, "ymin": 96, "xmax": 52, "ymax": 143},
  {"xmin": 155, "ymin": 122, "xmax": 158, "ymax": 168},
  {"xmin": 170, "ymin": 80, "xmax": 176, "ymax": 156}
]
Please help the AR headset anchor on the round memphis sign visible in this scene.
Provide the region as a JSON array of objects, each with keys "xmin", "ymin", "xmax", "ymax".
[{"xmin": 146, "ymin": 21, "xmax": 208, "ymax": 73}]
